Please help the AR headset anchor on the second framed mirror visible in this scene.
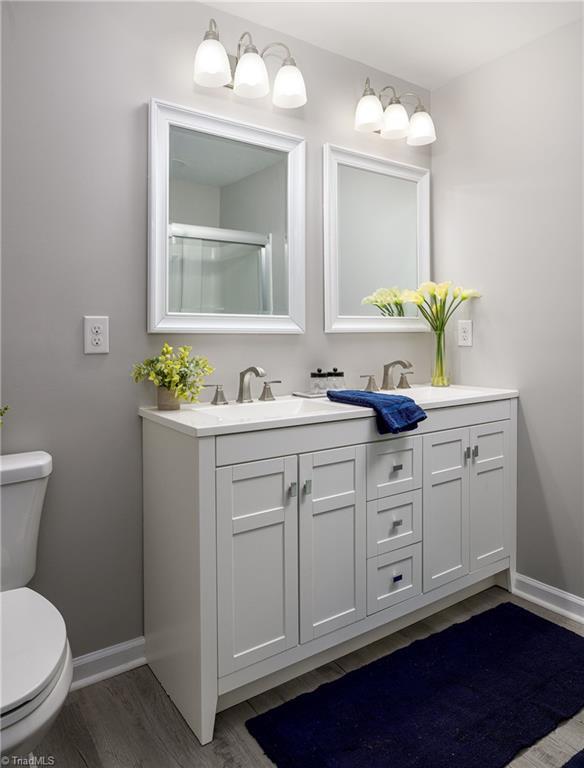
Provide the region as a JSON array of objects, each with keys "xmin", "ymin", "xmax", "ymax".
[{"xmin": 323, "ymin": 144, "xmax": 430, "ymax": 332}]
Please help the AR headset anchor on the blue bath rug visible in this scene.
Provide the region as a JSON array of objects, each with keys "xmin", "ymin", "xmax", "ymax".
[{"xmin": 246, "ymin": 602, "xmax": 584, "ymax": 768}]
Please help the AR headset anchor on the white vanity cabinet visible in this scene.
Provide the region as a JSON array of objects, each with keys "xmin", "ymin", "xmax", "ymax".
[{"xmin": 140, "ymin": 386, "xmax": 517, "ymax": 746}]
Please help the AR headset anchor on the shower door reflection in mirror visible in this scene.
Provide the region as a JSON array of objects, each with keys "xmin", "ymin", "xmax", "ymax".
[{"xmin": 149, "ymin": 100, "xmax": 305, "ymax": 333}]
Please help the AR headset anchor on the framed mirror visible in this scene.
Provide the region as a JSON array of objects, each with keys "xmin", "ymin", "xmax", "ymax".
[
  {"xmin": 149, "ymin": 99, "xmax": 305, "ymax": 333},
  {"xmin": 323, "ymin": 144, "xmax": 430, "ymax": 332}
]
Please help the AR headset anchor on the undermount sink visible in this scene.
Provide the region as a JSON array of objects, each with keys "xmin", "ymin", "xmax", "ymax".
[
  {"xmin": 139, "ymin": 395, "xmax": 368, "ymax": 436},
  {"xmin": 193, "ymin": 396, "xmax": 351, "ymax": 424}
]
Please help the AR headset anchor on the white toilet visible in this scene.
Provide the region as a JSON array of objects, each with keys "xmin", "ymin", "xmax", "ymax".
[{"xmin": 0, "ymin": 452, "xmax": 73, "ymax": 757}]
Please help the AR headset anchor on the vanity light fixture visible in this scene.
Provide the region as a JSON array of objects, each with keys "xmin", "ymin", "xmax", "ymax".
[
  {"xmin": 354, "ymin": 79, "xmax": 436, "ymax": 145},
  {"xmin": 193, "ymin": 19, "xmax": 232, "ymax": 88},
  {"xmin": 233, "ymin": 32, "xmax": 270, "ymax": 98},
  {"xmin": 194, "ymin": 19, "xmax": 307, "ymax": 108}
]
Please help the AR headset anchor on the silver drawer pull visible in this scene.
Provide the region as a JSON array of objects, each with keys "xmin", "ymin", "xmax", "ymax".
[
  {"xmin": 392, "ymin": 463, "xmax": 403, "ymax": 472},
  {"xmin": 289, "ymin": 481, "xmax": 298, "ymax": 497},
  {"xmin": 472, "ymin": 445, "xmax": 479, "ymax": 459},
  {"xmin": 392, "ymin": 518, "xmax": 403, "ymax": 528},
  {"xmin": 392, "ymin": 574, "xmax": 403, "ymax": 584},
  {"xmin": 304, "ymin": 479, "xmax": 312, "ymax": 495},
  {"xmin": 464, "ymin": 446, "xmax": 471, "ymax": 463}
]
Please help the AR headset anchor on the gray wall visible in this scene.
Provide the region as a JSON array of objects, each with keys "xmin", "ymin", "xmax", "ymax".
[
  {"xmin": 338, "ymin": 166, "xmax": 418, "ymax": 316},
  {"xmin": 170, "ymin": 178, "xmax": 220, "ymax": 227},
  {"xmin": 220, "ymin": 161, "xmax": 288, "ymax": 313},
  {"xmin": 1, "ymin": 2, "xmax": 431, "ymax": 655},
  {"xmin": 431, "ymin": 21, "xmax": 583, "ymax": 596}
]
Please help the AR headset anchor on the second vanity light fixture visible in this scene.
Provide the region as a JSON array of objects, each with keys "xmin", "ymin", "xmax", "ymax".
[
  {"xmin": 354, "ymin": 78, "xmax": 436, "ymax": 146},
  {"xmin": 194, "ymin": 19, "xmax": 307, "ymax": 108}
]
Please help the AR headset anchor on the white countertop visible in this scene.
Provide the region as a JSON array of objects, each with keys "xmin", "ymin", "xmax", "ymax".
[{"xmin": 138, "ymin": 384, "xmax": 518, "ymax": 438}]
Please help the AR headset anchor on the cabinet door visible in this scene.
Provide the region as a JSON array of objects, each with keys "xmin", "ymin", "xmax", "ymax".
[
  {"xmin": 423, "ymin": 429, "xmax": 470, "ymax": 592},
  {"xmin": 217, "ymin": 457, "xmax": 298, "ymax": 676},
  {"xmin": 299, "ymin": 446, "xmax": 366, "ymax": 643},
  {"xmin": 469, "ymin": 422, "xmax": 511, "ymax": 570}
]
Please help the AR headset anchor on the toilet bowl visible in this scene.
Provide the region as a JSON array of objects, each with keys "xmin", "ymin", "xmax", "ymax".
[
  {"xmin": 0, "ymin": 452, "xmax": 73, "ymax": 757},
  {"xmin": 1, "ymin": 589, "xmax": 73, "ymax": 756}
]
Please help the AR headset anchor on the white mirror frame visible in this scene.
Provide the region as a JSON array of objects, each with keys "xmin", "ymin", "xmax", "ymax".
[
  {"xmin": 323, "ymin": 144, "xmax": 430, "ymax": 333},
  {"xmin": 149, "ymin": 99, "xmax": 306, "ymax": 333}
]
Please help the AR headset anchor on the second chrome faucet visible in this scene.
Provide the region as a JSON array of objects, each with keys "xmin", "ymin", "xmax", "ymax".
[
  {"xmin": 382, "ymin": 360, "xmax": 413, "ymax": 390},
  {"xmin": 236, "ymin": 366, "xmax": 266, "ymax": 403}
]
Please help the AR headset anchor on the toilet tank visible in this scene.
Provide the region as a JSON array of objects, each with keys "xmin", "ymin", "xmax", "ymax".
[{"xmin": 0, "ymin": 452, "xmax": 52, "ymax": 591}]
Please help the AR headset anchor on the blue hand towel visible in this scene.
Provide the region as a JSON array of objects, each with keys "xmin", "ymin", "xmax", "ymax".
[{"xmin": 327, "ymin": 389, "xmax": 427, "ymax": 435}]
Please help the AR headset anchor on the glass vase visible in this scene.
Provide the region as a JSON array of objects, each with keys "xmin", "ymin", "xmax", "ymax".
[{"xmin": 431, "ymin": 329, "xmax": 450, "ymax": 387}]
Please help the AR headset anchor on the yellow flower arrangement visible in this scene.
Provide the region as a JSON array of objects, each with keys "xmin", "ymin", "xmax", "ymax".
[
  {"xmin": 402, "ymin": 281, "xmax": 481, "ymax": 386},
  {"xmin": 401, "ymin": 281, "xmax": 481, "ymax": 332},
  {"xmin": 362, "ymin": 287, "xmax": 406, "ymax": 317},
  {"xmin": 363, "ymin": 281, "xmax": 481, "ymax": 387},
  {"xmin": 132, "ymin": 343, "xmax": 214, "ymax": 403}
]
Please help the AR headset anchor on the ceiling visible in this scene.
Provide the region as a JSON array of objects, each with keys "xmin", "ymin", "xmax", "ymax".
[
  {"xmin": 170, "ymin": 126, "xmax": 284, "ymax": 187},
  {"xmin": 207, "ymin": 2, "xmax": 582, "ymax": 90}
]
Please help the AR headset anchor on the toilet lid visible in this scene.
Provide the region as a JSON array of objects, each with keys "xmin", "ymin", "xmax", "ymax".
[{"xmin": 0, "ymin": 588, "xmax": 68, "ymax": 715}]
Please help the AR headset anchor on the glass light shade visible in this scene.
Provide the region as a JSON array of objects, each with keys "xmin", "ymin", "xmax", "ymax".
[
  {"xmin": 272, "ymin": 64, "xmax": 307, "ymax": 108},
  {"xmin": 354, "ymin": 94, "xmax": 383, "ymax": 132},
  {"xmin": 406, "ymin": 109, "xmax": 437, "ymax": 146},
  {"xmin": 233, "ymin": 51, "xmax": 270, "ymax": 98},
  {"xmin": 381, "ymin": 102, "xmax": 410, "ymax": 140},
  {"xmin": 193, "ymin": 38, "xmax": 231, "ymax": 88}
]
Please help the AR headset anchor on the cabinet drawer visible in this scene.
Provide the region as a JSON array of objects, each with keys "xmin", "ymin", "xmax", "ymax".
[
  {"xmin": 367, "ymin": 436, "xmax": 422, "ymax": 500},
  {"xmin": 367, "ymin": 543, "xmax": 422, "ymax": 615},
  {"xmin": 367, "ymin": 490, "xmax": 422, "ymax": 558}
]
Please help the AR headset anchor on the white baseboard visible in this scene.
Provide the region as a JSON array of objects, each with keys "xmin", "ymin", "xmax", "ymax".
[
  {"xmin": 512, "ymin": 572, "xmax": 584, "ymax": 624},
  {"xmin": 70, "ymin": 574, "xmax": 583, "ymax": 692},
  {"xmin": 71, "ymin": 636, "xmax": 146, "ymax": 691}
]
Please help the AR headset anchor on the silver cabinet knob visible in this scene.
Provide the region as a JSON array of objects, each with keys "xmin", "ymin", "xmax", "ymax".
[
  {"xmin": 289, "ymin": 481, "xmax": 298, "ymax": 497},
  {"xmin": 303, "ymin": 479, "xmax": 312, "ymax": 495}
]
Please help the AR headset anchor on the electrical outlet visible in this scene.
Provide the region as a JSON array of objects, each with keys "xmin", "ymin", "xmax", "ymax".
[
  {"xmin": 84, "ymin": 316, "xmax": 109, "ymax": 354},
  {"xmin": 458, "ymin": 319, "xmax": 473, "ymax": 347}
]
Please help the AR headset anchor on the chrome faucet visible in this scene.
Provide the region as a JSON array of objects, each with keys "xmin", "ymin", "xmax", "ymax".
[
  {"xmin": 382, "ymin": 360, "xmax": 413, "ymax": 390},
  {"xmin": 236, "ymin": 366, "xmax": 266, "ymax": 403}
]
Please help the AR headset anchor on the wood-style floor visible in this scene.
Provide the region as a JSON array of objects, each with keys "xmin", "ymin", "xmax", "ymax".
[{"xmin": 36, "ymin": 587, "xmax": 584, "ymax": 768}]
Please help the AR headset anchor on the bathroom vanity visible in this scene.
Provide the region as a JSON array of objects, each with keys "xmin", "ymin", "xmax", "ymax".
[{"xmin": 140, "ymin": 385, "xmax": 518, "ymax": 744}]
